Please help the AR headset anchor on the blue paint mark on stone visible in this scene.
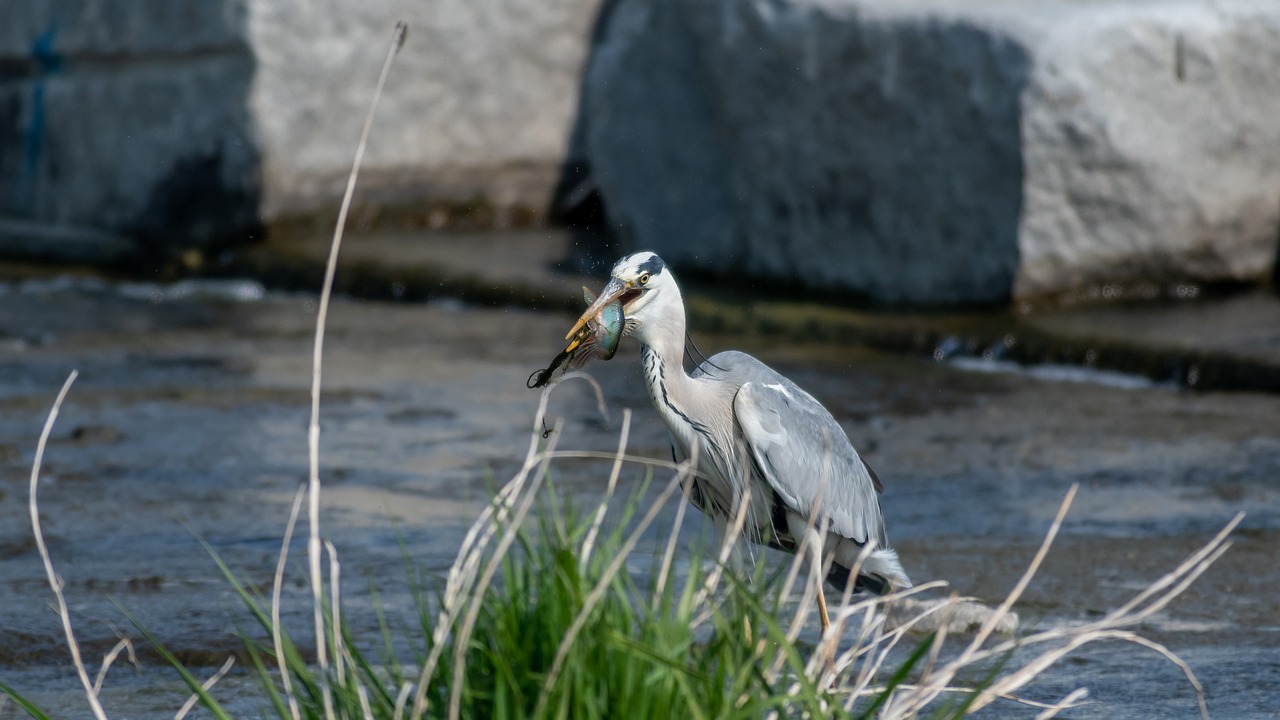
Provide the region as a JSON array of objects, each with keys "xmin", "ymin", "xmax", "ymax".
[
  {"xmin": 31, "ymin": 25, "xmax": 63, "ymax": 72},
  {"xmin": 16, "ymin": 24, "xmax": 62, "ymax": 211}
]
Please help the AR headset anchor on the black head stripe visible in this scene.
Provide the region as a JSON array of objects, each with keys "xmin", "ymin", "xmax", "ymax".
[{"xmin": 636, "ymin": 254, "xmax": 665, "ymax": 276}]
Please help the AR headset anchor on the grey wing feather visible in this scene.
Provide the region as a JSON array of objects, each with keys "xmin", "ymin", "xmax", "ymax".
[{"xmin": 733, "ymin": 378, "xmax": 887, "ymax": 549}]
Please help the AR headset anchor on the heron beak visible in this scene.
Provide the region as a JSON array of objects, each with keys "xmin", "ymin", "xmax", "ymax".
[{"xmin": 565, "ymin": 276, "xmax": 630, "ymax": 340}]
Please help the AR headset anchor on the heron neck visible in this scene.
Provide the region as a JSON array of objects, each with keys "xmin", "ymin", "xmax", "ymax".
[
  {"xmin": 640, "ymin": 337, "xmax": 699, "ymax": 431},
  {"xmin": 637, "ymin": 300, "xmax": 702, "ymax": 422}
]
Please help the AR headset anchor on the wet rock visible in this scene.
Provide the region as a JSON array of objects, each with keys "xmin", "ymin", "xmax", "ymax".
[
  {"xmin": 584, "ymin": 0, "xmax": 1280, "ymax": 305},
  {"xmin": 887, "ymin": 597, "xmax": 1020, "ymax": 636},
  {"xmin": 65, "ymin": 424, "xmax": 125, "ymax": 445}
]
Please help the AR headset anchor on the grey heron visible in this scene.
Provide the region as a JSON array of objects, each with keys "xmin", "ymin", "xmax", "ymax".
[{"xmin": 566, "ymin": 252, "xmax": 911, "ymax": 634}]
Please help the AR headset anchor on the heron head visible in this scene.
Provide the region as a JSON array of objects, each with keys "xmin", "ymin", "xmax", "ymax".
[{"xmin": 565, "ymin": 251, "xmax": 675, "ymax": 344}]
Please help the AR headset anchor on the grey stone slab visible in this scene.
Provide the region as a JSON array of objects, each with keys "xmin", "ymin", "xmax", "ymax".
[
  {"xmin": 1, "ymin": 0, "xmax": 610, "ymax": 263},
  {"xmin": 0, "ymin": 0, "xmax": 248, "ymax": 59},
  {"xmin": 244, "ymin": 0, "xmax": 604, "ymax": 217},
  {"xmin": 584, "ymin": 0, "xmax": 1280, "ymax": 304}
]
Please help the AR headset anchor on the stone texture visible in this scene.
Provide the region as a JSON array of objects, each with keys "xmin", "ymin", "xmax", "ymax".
[
  {"xmin": 584, "ymin": 0, "xmax": 1280, "ymax": 304},
  {"xmin": 1015, "ymin": 1, "xmax": 1280, "ymax": 297},
  {"xmin": 0, "ymin": 2, "xmax": 259, "ymax": 263},
  {"xmin": 1, "ymin": 0, "xmax": 606, "ymax": 262},
  {"xmin": 0, "ymin": 0, "xmax": 248, "ymax": 57},
  {"xmin": 244, "ymin": 0, "xmax": 602, "ymax": 218}
]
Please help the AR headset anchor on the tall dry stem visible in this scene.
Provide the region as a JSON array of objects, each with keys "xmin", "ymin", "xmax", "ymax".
[
  {"xmin": 305, "ymin": 22, "xmax": 405, "ymax": 720},
  {"xmin": 445, "ymin": 418, "xmax": 566, "ymax": 720},
  {"xmin": 580, "ymin": 409, "xmax": 632, "ymax": 571},
  {"xmin": 28, "ymin": 371, "xmax": 109, "ymax": 720},
  {"xmin": 272, "ymin": 486, "xmax": 307, "ymax": 720}
]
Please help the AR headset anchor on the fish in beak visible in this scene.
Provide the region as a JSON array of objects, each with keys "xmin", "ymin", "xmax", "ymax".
[
  {"xmin": 573, "ymin": 286, "xmax": 624, "ymax": 360},
  {"xmin": 564, "ymin": 277, "xmax": 642, "ymax": 342},
  {"xmin": 527, "ymin": 285, "xmax": 626, "ymax": 389}
]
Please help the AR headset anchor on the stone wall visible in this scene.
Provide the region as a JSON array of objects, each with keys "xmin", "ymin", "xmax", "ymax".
[
  {"xmin": 5, "ymin": 0, "xmax": 1279, "ymax": 304},
  {"xmin": 0, "ymin": 0, "xmax": 259, "ymax": 263},
  {"xmin": 1, "ymin": 0, "xmax": 603, "ymax": 264},
  {"xmin": 245, "ymin": 0, "xmax": 601, "ymax": 220},
  {"xmin": 583, "ymin": 0, "xmax": 1280, "ymax": 304}
]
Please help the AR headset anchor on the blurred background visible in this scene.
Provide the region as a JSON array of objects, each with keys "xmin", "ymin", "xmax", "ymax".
[{"xmin": 3, "ymin": 1, "xmax": 1280, "ymax": 717}]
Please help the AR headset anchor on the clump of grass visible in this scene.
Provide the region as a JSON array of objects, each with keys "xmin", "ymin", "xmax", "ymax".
[{"xmin": 202, "ymin": 448, "xmax": 860, "ymax": 720}]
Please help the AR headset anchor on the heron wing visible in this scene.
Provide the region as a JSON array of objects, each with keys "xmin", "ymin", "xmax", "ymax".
[{"xmin": 734, "ymin": 379, "xmax": 887, "ymax": 548}]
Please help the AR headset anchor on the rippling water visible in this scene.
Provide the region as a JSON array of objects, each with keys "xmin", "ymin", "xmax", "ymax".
[{"xmin": 1, "ymin": 278, "xmax": 1278, "ymax": 717}]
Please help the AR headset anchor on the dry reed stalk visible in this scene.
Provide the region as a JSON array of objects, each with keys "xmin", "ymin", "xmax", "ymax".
[
  {"xmin": 538, "ymin": 374, "xmax": 613, "ymax": 549},
  {"xmin": 356, "ymin": 684, "xmax": 375, "ymax": 720},
  {"xmin": 304, "ymin": 21, "xmax": 406, "ymax": 720},
  {"xmin": 830, "ymin": 544, "xmax": 886, "ymax": 691},
  {"xmin": 173, "ymin": 656, "xmax": 235, "ymax": 720},
  {"xmin": 870, "ymin": 684, "xmax": 1088, "ymax": 713},
  {"xmin": 28, "ymin": 371, "xmax": 109, "ymax": 720},
  {"xmin": 652, "ymin": 478, "xmax": 695, "ymax": 612},
  {"xmin": 865, "ymin": 498, "xmax": 1240, "ymax": 719},
  {"xmin": 541, "ymin": 450, "xmax": 683, "ymax": 469},
  {"xmin": 446, "ymin": 418, "xmax": 567, "ymax": 720},
  {"xmin": 324, "ymin": 541, "xmax": 346, "ymax": 688},
  {"xmin": 767, "ymin": 521, "xmax": 820, "ymax": 665},
  {"xmin": 409, "ymin": 387, "xmax": 559, "ymax": 718},
  {"xmin": 272, "ymin": 485, "xmax": 307, "ymax": 720},
  {"xmin": 542, "ymin": 369, "xmax": 612, "ymax": 426},
  {"xmin": 689, "ymin": 455, "xmax": 751, "ymax": 624},
  {"xmin": 765, "ymin": 460, "xmax": 837, "ymax": 681},
  {"xmin": 393, "ymin": 682, "xmax": 413, "ymax": 720},
  {"xmin": 1034, "ymin": 687, "xmax": 1089, "ymax": 719},
  {"xmin": 530, "ymin": 464, "xmax": 691, "ymax": 718},
  {"xmin": 92, "ymin": 638, "xmax": 138, "ymax": 694},
  {"xmin": 579, "ymin": 409, "xmax": 632, "ymax": 571},
  {"xmin": 910, "ymin": 596, "xmax": 955, "ymax": 694}
]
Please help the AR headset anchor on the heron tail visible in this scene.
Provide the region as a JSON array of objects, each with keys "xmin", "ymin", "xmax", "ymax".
[{"xmin": 827, "ymin": 547, "xmax": 912, "ymax": 596}]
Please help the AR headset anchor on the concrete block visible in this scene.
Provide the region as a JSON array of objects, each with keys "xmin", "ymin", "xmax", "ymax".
[
  {"xmin": 244, "ymin": 0, "xmax": 603, "ymax": 218},
  {"xmin": 1, "ymin": 1, "xmax": 258, "ymax": 263},
  {"xmin": 584, "ymin": 0, "xmax": 1280, "ymax": 304},
  {"xmin": 2, "ymin": 0, "xmax": 607, "ymax": 263}
]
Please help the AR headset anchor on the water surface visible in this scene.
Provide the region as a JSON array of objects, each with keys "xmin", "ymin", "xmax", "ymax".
[{"xmin": 1, "ymin": 279, "xmax": 1277, "ymax": 717}]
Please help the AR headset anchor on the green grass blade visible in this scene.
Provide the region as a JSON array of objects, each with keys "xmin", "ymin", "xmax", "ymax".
[
  {"xmin": 115, "ymin": 603, "xmax": 234, "ymax": 720},
  {"xmin": 856, "ymin": 631, "xmax": 936, "ymax": 720},
  {"xmin": 244, "ymin": 641, "xmax": 292, "ymax": 719},
  {"xmin": 0, "ymin": 680, "xmax": 54, "ymax": 720}
]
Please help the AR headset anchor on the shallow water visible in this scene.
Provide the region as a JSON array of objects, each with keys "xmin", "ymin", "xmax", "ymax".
[{"xmin": 1, "ymin": 279, "xmax": 1278, "ymax": 717}]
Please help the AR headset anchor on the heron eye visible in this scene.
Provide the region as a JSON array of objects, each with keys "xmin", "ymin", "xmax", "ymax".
[{"xmin": 638, "ymin": 273, "xmax": 651, "ymax": 286}]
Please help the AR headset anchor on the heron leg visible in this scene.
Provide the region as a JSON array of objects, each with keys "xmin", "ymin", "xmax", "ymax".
[
  {"xmin": 802, "ymin": 524, "xmax": 837, "ymax": 675},
  {"xmin": 799, "ymin": 522, "xmax": 832, "ymax": 635},
  {"xmin": 815, "ymin": 579, "xmax": 831, "ymax": 634}
]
